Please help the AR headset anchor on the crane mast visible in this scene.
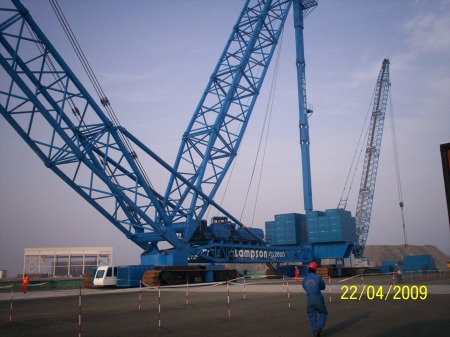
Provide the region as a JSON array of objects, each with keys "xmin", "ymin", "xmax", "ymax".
[
  {"xmin": 355, "ymin": 59, "xmax": 390, "ymax": 256},
  {"xmin": 293, "ymin": 0, "xmax": 315, "ymax": 212}
]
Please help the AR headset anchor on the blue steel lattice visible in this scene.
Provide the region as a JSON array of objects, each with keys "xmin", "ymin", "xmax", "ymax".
[
  {"xmin": 164, "ymin": 0, "xmax": 294, "ymax": 242},
  {"xmin": 355, "ymin": 59, "xmax": 390, "ymax": 255},
  {"xmin": 1, "ymin": 0, "xmax": 341, "ymax": 265},
  {"xmin": 0, "ymin": 0, "xmax": 183, "ymax": 250}
]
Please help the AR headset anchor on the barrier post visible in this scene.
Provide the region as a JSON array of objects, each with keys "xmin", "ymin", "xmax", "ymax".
[
  {"xmin": 186, "ymin": 277, "xmax": 189, "ymax": 306},
  {"xmin": 138, "ymin": 281, "xmax": 142, "ymax": 311},
  {"xmin": 9, "ymin": 286, "xmax": 13, "ymax": 323},
  {"xmin": 328, "ymin": 277, "xmax": 331, "ymax": 303},
  {"xmin": 286, "ymin": 278, "xmax": 291, "ymax": 309},
  {"xmin": 78, "ymin": 286, "xmax": 81, "ymax": 337},
  {"xmin": 227, "ymin": 277, "xmax": 231, "ymax": 319},
  {"xmin": 154, "ymin": 282, "xmax": 170, "ymax": 333},
  {"xmin": 243, "ymin": 277, "xmax": 246, "ymax": 299},
  {"xmin": 158, "ymin": 282, "xmax": 161, "ymax": 328}
]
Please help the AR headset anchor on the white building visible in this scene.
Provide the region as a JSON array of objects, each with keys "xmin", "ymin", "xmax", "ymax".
[{"xmin": 23, "ymin": 247, "xmax": 113, "ymax": 277}]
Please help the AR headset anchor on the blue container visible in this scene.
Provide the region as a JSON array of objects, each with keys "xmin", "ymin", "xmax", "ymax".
[
  {"xmin": 265, "ymin": 213, "xmax": 306, "ymax": 245},
  {"xmin": 116, "ymin": 265, "xmax": 155, "ymax": 287},
  {"xmin": 403, "ymin": 255, "xmax": 435, "ymax": 272},
  {"xmin": 306, "ymin": 209, "xmax": 356, "ymax": 243}
]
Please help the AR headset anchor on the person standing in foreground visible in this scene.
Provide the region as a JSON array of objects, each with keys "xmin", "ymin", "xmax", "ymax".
[{"xmin": 302, "ymin": 262, "xmax": 327, "ymax": 337}]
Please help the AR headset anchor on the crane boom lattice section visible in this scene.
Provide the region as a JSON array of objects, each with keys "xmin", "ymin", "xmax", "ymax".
[
  {"xmin": 164, "ymin": 0, "xmax": 293, "ymax": 240},
  {"xmin": 0, "ymin": 0, "xmax": 184, "ymax": 250},
  {"xmin": 355, "ymin": 59, "xmax": 390, "ymax": 255}
]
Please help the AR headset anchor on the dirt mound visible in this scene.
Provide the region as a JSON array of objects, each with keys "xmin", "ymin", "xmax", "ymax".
[{"xmin": 364, "ymin": 245, "xmax": 449, "ymax": 268}]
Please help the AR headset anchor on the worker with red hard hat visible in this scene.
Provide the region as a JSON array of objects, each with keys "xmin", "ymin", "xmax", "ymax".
[{"xmin": 302, "ymin": 261, "xmax": 328, "ymax": 337}]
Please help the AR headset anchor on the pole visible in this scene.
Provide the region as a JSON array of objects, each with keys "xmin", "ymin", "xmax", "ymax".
[
  {"xmin": 9, "ymin": 286, "xmax": 13, "ymax": 323},
  {"xmin": 186, "ymin": 277, "xmax": 189, "ymax": 306},
  {"xmin": 227, "ymin": 277, "xmax": 231, "ymax": 319},
  {"xmin": 286, "ymin": 279, "xmax": 291, "ymax": 309},
  {"xmin": 138, "ymin": 281, "xmax": 142, "ymax": 311},
  {"xmin": 328, "ymin": 277, "xmax": 331, "ymax": 303},
  {"xmin": 293, "ymin": 0, "xmax": 313, "ymax": 211},
  {"xmin": 158, "ymin": 282, "xmax": 161, "ymax": 328},
  {"xmin": 78, "ymin": 286, "xmax": 81, "ymax": 337},
  {"xmin": 243, "ymin": 277, "xmax": 246, "ymax": 299}
]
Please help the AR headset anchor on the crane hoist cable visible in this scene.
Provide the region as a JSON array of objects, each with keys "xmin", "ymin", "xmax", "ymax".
[
  {"xmin": 49, "ymin": 0, "xmax": 156, "ymax": 193},
  {"xmin": 338, "ymin": 89, "xmax": 376, "ymax": 210},
  {"xmin": 388, "ymin": 87, "xmax": 407, "ymax": 246},
  {"xmin": 248, "ymin": 30, "xmax": 284, "ymax": 227},
  {"xmin": 238, "ymin": 29, "xmax": 284, "ymax": 225},
  {"xmin": 209, "ymin": 30, "xmax": 284, "ymax": 225},
  {"xmin": 24, "ymin": 22, "xmax": 122, "ymax": 188}
]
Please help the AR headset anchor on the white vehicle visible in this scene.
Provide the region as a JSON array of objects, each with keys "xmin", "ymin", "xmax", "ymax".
[{"xmin": 93, "ymin": 266, "xmax": 117, "ymax": 287}]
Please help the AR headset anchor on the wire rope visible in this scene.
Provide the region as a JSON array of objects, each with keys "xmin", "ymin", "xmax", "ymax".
[
  {"xmin": 239, "ymin": 30, "xmax": 284, "ymax": 224},
  {"xmin": 388, "ymin": 87, "xmax": 407, "ymax": 246},
  {"xmin": 210, "ymin": 26, "xmax": 284, "ymax": 223},
  {"xmin": 337, "ymin": 87, "xmax": 376, "ymax": 209},
  {"xmin": 49, "ymin": 0, "xmax": 156, "ymax": 193}
]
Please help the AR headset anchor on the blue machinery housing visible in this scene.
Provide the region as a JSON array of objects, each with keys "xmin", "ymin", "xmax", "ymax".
[{"xmin": 0, "ymin": 0, "xmax": 357, "ymax": 268}]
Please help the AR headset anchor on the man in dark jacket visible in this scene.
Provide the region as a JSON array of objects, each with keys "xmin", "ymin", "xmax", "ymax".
[{"xmin": 302, "ymin": 262, "xmax": 327, "ymax": 337}]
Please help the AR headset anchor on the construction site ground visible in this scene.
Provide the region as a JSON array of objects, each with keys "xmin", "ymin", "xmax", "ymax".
[{"xmin": 1, "ymin": 273, "xmax": 449, "ymax": 337}]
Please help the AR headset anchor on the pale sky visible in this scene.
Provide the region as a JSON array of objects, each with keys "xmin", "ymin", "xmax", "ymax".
[{"xmin": 1, "ymin": 0, "xmax": 449, "ymax": 276}]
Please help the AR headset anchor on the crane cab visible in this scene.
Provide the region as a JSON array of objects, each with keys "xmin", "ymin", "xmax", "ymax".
[{"xmin": 93, "ymin": 266, "xmax": 117, "ymax": 287}]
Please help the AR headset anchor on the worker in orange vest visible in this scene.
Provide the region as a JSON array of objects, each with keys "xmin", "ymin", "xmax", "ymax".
[
  {"xmin": 295, "ymin": 266, "xmax": 300, "ymax": 284},
  {"xmin": 22, "ymin": 273, "xmax": 30, "ymax": 294},
  {"xmin": 395, "ymin": 264, "xmax": 403, "ymax": 284}
]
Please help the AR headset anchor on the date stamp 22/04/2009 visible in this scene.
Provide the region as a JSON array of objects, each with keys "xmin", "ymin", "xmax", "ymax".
[{"xmin": 340, "ymin": 285, "xmax": 428, "ymax": 301}]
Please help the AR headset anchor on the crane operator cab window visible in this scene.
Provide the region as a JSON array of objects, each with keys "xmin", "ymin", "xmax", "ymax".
[
  {"xmin": 94, "ymin": 266, "xmax": 118, "ymax": 287},
  {"xmin": 106, "ymin": 267, "xmax": 116, "ymax": 277}
]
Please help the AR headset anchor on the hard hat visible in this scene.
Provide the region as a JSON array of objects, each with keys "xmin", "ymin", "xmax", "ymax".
[{"xmin": 308, "ymin": 262, "xmax": 317, "ymax": 270}]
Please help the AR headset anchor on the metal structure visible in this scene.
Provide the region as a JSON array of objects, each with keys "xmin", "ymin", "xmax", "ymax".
[
  {"xmin": 165, "ymin": 0, "xmax": 296, "ymax": 246},
  {"xmin": 440, "ymin": 143, "xmax": 450, "ymax": 227},
  {"xmin": 354, "ymin": 59, "xmax": 391, "ymax": 256},
  {"xmin": 0, "ymin": 0, "xmax": 353, "ymax": 266},
  {"xmin": 23, "ymin": 247, "xmax": 112, "ymax": 277},
  {"xmin": 294, "ymin": 0, "xmax": 314, "ymax": 212}
]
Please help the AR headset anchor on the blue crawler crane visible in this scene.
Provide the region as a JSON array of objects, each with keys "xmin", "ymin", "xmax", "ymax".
[{"xmin": 1, "ymin": 0, "xmax": 360, "ymax": 284}]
